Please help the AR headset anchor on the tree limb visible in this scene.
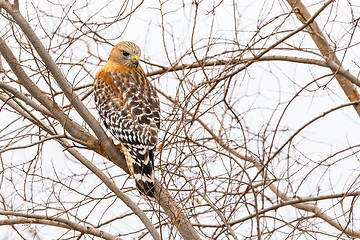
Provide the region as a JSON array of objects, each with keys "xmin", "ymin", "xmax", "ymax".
[
  {"xmin": 286, "ymin": 0, "xmax": 360, "ymax": 116},
  {"xmin": 0, "ymin": 211, "xmax": 122, "ymax": 240}
]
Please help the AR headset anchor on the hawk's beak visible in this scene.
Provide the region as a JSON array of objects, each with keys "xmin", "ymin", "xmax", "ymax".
[{"xmin": 133, "ymin": 55, "xmax": 139, "ymax": 67}]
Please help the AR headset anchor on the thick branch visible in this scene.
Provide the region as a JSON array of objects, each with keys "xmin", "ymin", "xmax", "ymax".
[
  {"xmin": 286, "ymin": 0, "xmax": 360, "ymax": 116},
  {"xmin": 0, "ymin": 82, "xmax": 53, "ymax": 117},
  {"xmin": 154, "ymin": 179, "xmax": 202, "ymax": 240},
  {"xmin": 0, "ymin": 211, "xmax": 122, "ymax": 240},
  {"xmin": 147, "ymin": 55, "xmax": 328, "ymax": 77},
  {"xmin": 147, "ymin": 55, "xmax": 360, "ymax": 88}
]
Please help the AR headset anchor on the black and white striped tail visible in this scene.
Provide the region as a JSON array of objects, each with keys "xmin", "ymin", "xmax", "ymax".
[{"xmin": 125, "ymin": 144, "xmax": 155, "ymax": 197}]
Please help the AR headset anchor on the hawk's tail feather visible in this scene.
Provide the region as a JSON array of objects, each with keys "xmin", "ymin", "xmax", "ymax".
[
  {"xmin": 125, "ymin": 144, "xmax": 155, "ymax": 198},
  {"xmin": 136, "ymin": 179, "xmax": 155, "ymax": 198}
]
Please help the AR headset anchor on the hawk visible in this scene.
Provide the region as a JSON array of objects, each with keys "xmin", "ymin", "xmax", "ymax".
[{"xmin": 94, "ymin": 41, "xmax": 160, "ymax": 197}]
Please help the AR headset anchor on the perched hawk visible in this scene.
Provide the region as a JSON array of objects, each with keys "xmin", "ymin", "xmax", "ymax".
[{"xmin": 94, "ymin": 41, "xmax": 160, "ymax": 197}]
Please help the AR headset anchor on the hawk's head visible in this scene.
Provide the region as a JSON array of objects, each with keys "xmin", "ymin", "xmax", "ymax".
[{"xmin": 109, "ymin": 41, "xmax": 141, "ymax": 68}]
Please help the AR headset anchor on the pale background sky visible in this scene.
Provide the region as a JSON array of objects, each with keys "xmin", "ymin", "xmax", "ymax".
[{"xmin": 1, "ymin": 0, "xmax": 360, "ymax": 239}]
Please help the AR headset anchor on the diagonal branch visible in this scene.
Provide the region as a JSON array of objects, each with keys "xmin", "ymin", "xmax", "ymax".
[
  {"xmin": 0, "ymin": 82, "xmax": 53, "ymax": 117},
  {"xmin": 286, "ymin": 0, "xmax": 360, "ymax": 116}
]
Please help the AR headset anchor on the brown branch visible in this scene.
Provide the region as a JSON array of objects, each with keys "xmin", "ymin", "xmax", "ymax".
[
  {"xmin": 0, "ymin": 82, "xmax": 53, "ymax": 117},
  {"xmin": 0, "ymin": 94, "xmax": 60, "ymax": 139},
  {"xmin": 286, "ymin": 0, "xmax": 360, "ymax": 116},
  {"xmin": 146, "ymin": 55, "xmax": 327, "ymax": 77},
  {"xmin": 326, "ymin": 58, "xmax": 360, "ymax": 87},
  {"xmin": 268, "ymin": 101, "xmax": 360, "ymax": 167},
  {"xmin": 147, "ymin": 55, "xmax": 360, "ymax": 88},
  {"xmin": 0, "ymin": 211, "xmax": 122, "ymax": 240},
  {"xmin": 181, "ymin": 172, "xmax": 238, "ymax": 239},
  {"xmin": 59, "ymin": 55, "xmax": 360, "ymax": 109},
  {"xmin": 154, "ymin": 179, "xmax": 202, "ymax": 240},
  {"xmin": 0, "ymin": 134, "xmax": 66, "ymax": 153}
]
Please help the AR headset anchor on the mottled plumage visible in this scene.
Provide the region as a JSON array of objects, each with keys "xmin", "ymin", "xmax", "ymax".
[{"xmin": 94, "ymin": 41, "xmax": 160, "ymax": 197}]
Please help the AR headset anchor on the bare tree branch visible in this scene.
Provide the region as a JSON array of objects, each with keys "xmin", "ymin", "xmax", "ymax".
[
  {"xmin": 286, "ymin": 0, "xmax": 360, "ymax": 116},
  {"xmin": 0, "ymin": 211, "xmax": 122, "ymax": 240},
  {"xmin": 147, "ymin": 55, "xmax": 360, "ymax": 88}
]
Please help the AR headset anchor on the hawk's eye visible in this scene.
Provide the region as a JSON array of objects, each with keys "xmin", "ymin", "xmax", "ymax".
[{"xmin": 122, "ymin": 50, "xmax": 130, "ymax": 56}]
